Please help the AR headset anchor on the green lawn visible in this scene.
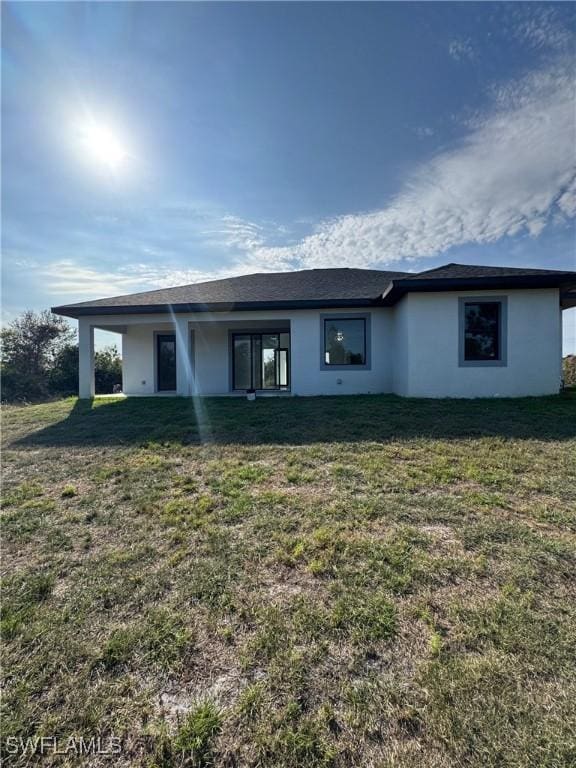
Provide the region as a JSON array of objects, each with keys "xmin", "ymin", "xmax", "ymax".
[{"xmin": 2, "ymin": 394, "xmax": 576, "ymax": 767}]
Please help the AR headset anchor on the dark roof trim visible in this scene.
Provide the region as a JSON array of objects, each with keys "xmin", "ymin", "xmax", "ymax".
[
  {"xmin": 381, "ymin": 273, "xmax": 576, "ymax": 305},
  {"xmin": 51, "ymin": 297, "xmax": 380, "ymax": 319},
  {"xmin": 561, "ymin": 290, "xmax": 576, "ymax": 310}
]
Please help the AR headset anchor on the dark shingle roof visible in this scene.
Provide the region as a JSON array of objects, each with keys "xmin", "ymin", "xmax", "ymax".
[
  {"xmin": 52, "ymin": 263, "xmax": 576, "ymax": 317},
  {"xmin": 381, "ymin": 262, "xmax": 576, "ymax": 305},
  {"xmin": 52, "ymin": 268, "xmax": 409, "ymax": 316},
  {"xmin": 402, "ymin": 263, "xmax": 574, "ymax": 280}
]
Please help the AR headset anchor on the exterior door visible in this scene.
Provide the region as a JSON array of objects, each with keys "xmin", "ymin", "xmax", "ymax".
[
  {"xmin": 157, "ymin": 334, "xmax": 176, "ymax": 391},
  {"xmin": 232, "ymin": 332, "xmax": 290, "ymax": 391}
]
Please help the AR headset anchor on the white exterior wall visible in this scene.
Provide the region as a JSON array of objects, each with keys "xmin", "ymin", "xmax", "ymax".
[
  {"xmin": 393, "ymin": 288, "xmax": 562, "ymax": 398},
  {"xmin": 107, "ymin": 307, "xmax": 393, "ymax": 397},
  {"xmin": 122, "ymin": 323, "xmax": 172, "ymax": 395},
  {"xmin": 78, "ymin": 317, "xmax": 95, "ymax": 398},
  {"xmin": 86, "ymin": 288, "xmax": 562, "ymax": 399},
  {"xmin": 391, "ymin": 298, "xmax": 410, "ymax": 397},
  {"xmin": 290, "ymin": 309, "xmax": 393, "ymax": 395},
  {"xmin": 191, "ymin": 324, "xmax": 230, "ymax": 394},
  {"xmin": 122, "ymin": 322, "xmax": 245, "ymax": 395}
]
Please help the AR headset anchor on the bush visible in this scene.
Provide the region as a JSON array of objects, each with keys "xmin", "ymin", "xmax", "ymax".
[
  {"xmin": 49, "ymin": 344, "xmax": 79, "ymax": 397},
  {"xmin": 49, "ymin": 344, "xmax": 122, "ymax": 397},
  {"xmin": 563, "ymin": 356, "xmax": 576, "ymax": 387},
  {"xmin": 1, "ymin": 310, "xmax": 74, "ymax": 402},
  {"xmin": 1, "ymin": 310, "xmax": 122, "ymax": 402},
  {"xmin": 94, "ymin": 346, "xmax": 122, "ymax": 395}
]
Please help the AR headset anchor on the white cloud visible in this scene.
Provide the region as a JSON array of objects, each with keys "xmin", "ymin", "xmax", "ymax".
[
  {"xmin": 513, "ymin": 6, "xmax": 572, "ymax": 52},
  {"xmin": 557, "ymin": 177, "xmax": 576, "ymax": 219},
  {"xmin": 219, "ymin": 215, "xmax": 266, "ymax": 251},
  {"xmin": 40, "ymin": 261, "xmax": 154, "ymax": 297},
  {"xmin": 448, "ymin": 38, "xmax": 474, "ymax": 61},
  {"xmin": 42, "ymin": 260, "xmax": 236, "ymax": 298},
  {"xmin": 246, "ymin": 61, "xmax": 575, "ymax": 271}
]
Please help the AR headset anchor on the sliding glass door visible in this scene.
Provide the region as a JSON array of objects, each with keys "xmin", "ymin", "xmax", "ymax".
[{"xmin": 232, "ymin": 332, "xmax": 290, "ymax": 391}]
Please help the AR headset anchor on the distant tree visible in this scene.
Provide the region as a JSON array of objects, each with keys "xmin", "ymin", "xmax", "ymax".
[
  {"xmin": 1, "ymin": 311, "xmax": 122, "ymax": 401},
  {"xmin": 48, "ymin": 344, "xmax": 122, "ymax": 396},
  {"xmin": 1, "ymin": 310, "xmax": 74, "ymax": 402},
  {"xmin": 563, "ymin": 355, "xmax": 576, "ymax": 387},
  {"xmin": 94, "ymin": 346, "xmax": 122, "ymax": 394},
  {"xmin": 48, "ymin": 344, "xmax": 79, "ymax": 397}
]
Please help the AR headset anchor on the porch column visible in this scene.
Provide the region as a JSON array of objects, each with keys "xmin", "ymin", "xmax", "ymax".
[
  {"xmin": 175, "ymin": 316, "xmax": 192, "ymax": 396},
  {"xmin": 78, "ymin": 318, "xmax": 95, "ymax": 398}
]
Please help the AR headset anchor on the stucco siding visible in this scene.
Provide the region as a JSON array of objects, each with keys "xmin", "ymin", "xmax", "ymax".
[
  {"xmin": 291, "ymin": 309, "xmax": 392, "ymax": 396},
  {"xmin": 99, "ymin": 289, "xmax": 562, "ymax": 399},
  {"xmin": 190, "ymin": 324, "xmax": 230, "ymax": 395},
  {"xmin": 119, "ymin": 308, "xmax": 392, "ymax": 396},
  {"xmin": 397, "ymin": 289, "xmax": 561, "ymax": 398},
  {"xmin": 122, "ymin": 324, "xmax": 169, "ymax": 395},
  {"xmin": 391, "ymin": 299, "xmax": 410, "ymax": 397}
]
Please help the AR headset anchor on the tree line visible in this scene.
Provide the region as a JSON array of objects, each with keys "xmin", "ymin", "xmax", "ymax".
[{"xmin": 1, "ymin": 310, "xmax": 121, "ymax": 403}]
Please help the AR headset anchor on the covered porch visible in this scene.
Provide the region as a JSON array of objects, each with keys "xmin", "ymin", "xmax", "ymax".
[{"xmin": 78, "ymin": 316, "xmax": 292, "ymax": 398}]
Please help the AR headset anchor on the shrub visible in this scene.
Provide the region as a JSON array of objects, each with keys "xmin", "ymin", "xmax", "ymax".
[
  {"xmin": 563, "ymin": 355, "xmax": 576, "ymax": 387},
  {"xmin": 1, "ymin": 310, "xmax": 123, "ymax": 401},
  {"xmin": 1, "ymin": 310, "xmax": 74, "ymax": 402}
]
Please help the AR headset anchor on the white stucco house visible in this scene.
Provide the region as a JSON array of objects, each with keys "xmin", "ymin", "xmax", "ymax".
[{"xmin": 52, "ymin": 263, "xmax": 576, "ymax": 399}]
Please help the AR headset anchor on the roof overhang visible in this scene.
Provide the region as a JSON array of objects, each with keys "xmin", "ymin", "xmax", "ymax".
[
  {"xmin": 51, "ymin": 297, "xmax": 380, "ymax": 319},
  {"xmin": 382, "ymin": 274, "xmax": 576, "ymax": 305}
]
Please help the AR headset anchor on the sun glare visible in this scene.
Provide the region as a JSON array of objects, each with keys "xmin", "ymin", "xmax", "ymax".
[{"xmin": 76, "ymin": 118, "xmax": 128, "ymax": 172}]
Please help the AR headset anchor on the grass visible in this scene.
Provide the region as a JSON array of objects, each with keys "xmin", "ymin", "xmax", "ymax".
[{"xmin": 1, "ymin": 393, "xmax": 575, "ymax": 767}]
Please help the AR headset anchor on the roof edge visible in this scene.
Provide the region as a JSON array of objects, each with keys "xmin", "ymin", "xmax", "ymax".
[
  {"xmin": 382, "ymin": 273, "xmax": 576, "ymax": 304},
  {"xmin": 51, "ymin": 297, "xmax": 379, "ymax": 319}
]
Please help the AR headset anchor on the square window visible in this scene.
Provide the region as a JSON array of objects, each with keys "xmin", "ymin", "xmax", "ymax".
[{"xmin": 323, "ymin": 318, "xmax": 366, "ymax": 365}]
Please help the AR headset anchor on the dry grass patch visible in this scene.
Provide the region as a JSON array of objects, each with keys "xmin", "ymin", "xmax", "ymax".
[{"xmin": 1, "ymin": 393, "xmax": 575, "ymax": 766}]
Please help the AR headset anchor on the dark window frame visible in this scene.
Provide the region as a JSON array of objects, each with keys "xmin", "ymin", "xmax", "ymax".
[
  {"xmin": 458, "ymin": 296, "xmax": 508, "ymax": 367},
  {"xmin": 320, "ymin": 313, "xmax": 371, "ymax": 370},
  {"xmin": 230, "ymin": 329, "xmax": 291, "ymax": 391}
]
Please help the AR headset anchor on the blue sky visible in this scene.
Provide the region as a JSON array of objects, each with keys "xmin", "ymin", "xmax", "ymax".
[{"xmin": 2, "ymin": 1, "xmax": 575, "ymax": 351}]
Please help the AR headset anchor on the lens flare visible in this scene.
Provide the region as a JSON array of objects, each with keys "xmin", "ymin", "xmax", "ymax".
[{"xmin": 76, "ymin": 118, "xmax": 128, "ymax": 172}]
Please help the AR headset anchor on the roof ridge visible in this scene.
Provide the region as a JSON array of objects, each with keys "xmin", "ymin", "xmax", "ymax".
[
  {"xmin": 405, "ymin": 262, "xmax": 576, "ymax": 280},
  {"xmin": 408, "ymin": 262, "xmax": 455, "ymax": 278}
]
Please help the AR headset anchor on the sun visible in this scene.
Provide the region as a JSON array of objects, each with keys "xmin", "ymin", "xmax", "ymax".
[{"xmin": 76, "ymin": 118, "xmax": 128, "ymax": 172}]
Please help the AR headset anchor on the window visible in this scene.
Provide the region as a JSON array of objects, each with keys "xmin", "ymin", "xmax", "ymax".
[
  {"xmin": 156, "ymin": 334, "xmax": 177, "ymax": 391},
  {"xmin": 459, "ymin": 297, "xmax": 507, "ymax": 366},
  {"xmin": 232, "ymin": 332, "xmax": 290, "ymax": 390},
  {"xmin": 322, "ymin": 316, "xmax": 369, "ymax": 367}
]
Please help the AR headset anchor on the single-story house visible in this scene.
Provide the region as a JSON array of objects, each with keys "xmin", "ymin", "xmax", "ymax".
[{"xmin": 52, "ymin": 262, "xmax": 576, "ymax": 399}]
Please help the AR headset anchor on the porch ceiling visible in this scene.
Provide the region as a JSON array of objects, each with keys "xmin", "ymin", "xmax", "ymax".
[{"xmin": 92, "ymin": 324, "xmax": 128, "ymax": 334}]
